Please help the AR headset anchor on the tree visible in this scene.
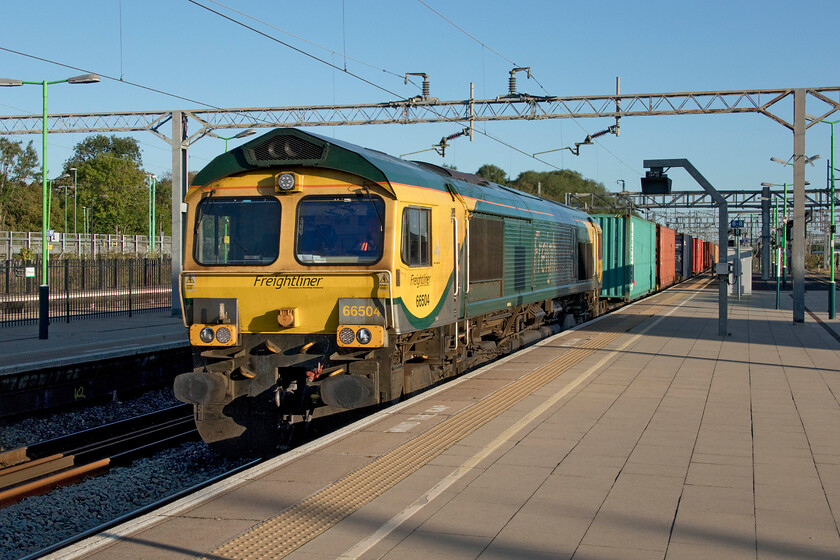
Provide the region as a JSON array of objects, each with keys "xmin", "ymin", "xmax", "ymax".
[
  {"xmin": 475, "ymin": 164, "xmax": 508, "ymax": 185},
  {"xmin": 0, "ymin": 138, "xmax": 38, "ymax": 230},
  {"xmin": 153, "ymin": 173, "xmax": 173, "ymax": 236},
  {"xmin": 64, "ymin": 135, "xmax": 147, "ymax": 235},
  {"xmin": 67, "ymin": 135, "xmax": 143, "ymax": 168},
  {"xmin": 512, "ymin": 169, "xmax": 607, "ymax": 202}
]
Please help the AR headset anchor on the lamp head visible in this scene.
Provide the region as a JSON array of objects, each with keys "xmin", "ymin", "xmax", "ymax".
[
  {"xmin": 0, "ymin": 78, "xmax": 23, "ymax": 87},
  {"xmin": 67, "ymin": 73, "xmax": 100, "ymax": 84}
]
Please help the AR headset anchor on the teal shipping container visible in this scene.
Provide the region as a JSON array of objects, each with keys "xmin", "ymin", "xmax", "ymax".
[{"xmin": 593, "ymin": 214, "xmax": 656, "ymax": 301}]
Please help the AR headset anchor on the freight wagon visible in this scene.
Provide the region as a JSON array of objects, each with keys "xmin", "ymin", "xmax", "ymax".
[
  {"xmin": 675, "ymin": 233, "xmax": 693, "ymax": 282},
  {"xmin": 656, "ymin": 224, "xmax": 676, "ymax": 290},
  {"xmin": 592, "ymin": 214, "xmax": 656, "ymax": 303}
]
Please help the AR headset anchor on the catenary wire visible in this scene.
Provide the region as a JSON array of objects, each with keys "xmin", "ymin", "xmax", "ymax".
[
  {"xmin": 416, "ymin": 0, "xmax": 640, "ymax": 176},
  {"xmin": 200, "ymin": 0, "xmax": 409, "ymax": 83},
  {"xmin": 186, "ymin": 0, "xmax": 562, "ymax": 170}
]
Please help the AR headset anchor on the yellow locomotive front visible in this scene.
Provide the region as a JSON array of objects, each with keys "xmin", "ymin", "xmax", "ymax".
[{"xmin": 175, "ymin": 148, "xmax": 402, "ymax": 452}]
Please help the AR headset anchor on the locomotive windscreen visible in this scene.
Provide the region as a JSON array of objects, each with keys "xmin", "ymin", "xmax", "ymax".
[
  {"xmin": 194, "ymin": 197, "xmax": 281, "ymax": 265},
  {"xmin": 295, "ymin": 195, "xmax": 385, "ymax": 265}
]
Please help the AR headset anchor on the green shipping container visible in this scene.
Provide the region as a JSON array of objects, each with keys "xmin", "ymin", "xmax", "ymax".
[{"xmin": 593, "ymin": 214, "xmax": 656, "ymax": 301}]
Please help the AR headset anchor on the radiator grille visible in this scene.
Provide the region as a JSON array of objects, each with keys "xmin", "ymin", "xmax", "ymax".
[{"xmin": 246, "ymin": 135, "xmax": 325, "ymax": 165}]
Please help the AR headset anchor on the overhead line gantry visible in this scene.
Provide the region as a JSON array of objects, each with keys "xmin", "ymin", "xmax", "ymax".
[{"xmin": 1, "ymin": 85, "xmax": 838, "ymax": 324}]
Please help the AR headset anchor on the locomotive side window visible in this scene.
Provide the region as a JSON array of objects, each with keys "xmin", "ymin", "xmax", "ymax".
[
  {"xmin": 295, "ymin": 195, "xmax": 384, "ymax": 265},
  {"xmin": 401, "ymin": 207, "xmax": 431, "ymax": 267},
  {"xmin": 194, "ymin": 197, "xmax": 280, "ymax": 266}
]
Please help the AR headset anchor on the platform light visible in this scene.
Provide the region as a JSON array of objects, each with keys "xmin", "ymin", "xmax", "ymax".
[{"xmin": 0, "ymin": 73, "xmax": 100, "ymax": 339}]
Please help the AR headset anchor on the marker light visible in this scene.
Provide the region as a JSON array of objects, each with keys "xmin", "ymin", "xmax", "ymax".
[
  {"xmin": 339, "ymin": 327, "xmax": 355, "ymax": 345},
  {"xmin": 215, "ymin": 327, "xmax": 232, "ymax": 344}
]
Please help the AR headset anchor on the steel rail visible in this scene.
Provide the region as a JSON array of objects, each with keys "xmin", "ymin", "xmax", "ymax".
[{"xmin": 0, "ymin": 404, "xmax": 195, "ymax": 507}]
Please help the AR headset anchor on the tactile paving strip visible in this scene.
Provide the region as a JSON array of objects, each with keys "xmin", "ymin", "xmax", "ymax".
[{"xmin": 207, "ymin": 290, "xmax": 688, "ymax": 559}]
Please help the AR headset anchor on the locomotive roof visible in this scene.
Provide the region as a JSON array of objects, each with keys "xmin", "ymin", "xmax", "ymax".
[{"xmin": 191, "ymin": 128, "xmax": 592, "ymax": 224}]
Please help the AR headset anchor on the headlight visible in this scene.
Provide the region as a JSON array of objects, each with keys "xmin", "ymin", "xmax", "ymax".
[
  {"xmin": 276, "ymin": 172, "xmax": 296, "ymax": 191},
  {"xmin": 356, "ymin": 328, "xmax": 372, "ymax": 345},
  {"xmin": 199, "ymin": 327, "xmax": 215, "ymax": 343}
]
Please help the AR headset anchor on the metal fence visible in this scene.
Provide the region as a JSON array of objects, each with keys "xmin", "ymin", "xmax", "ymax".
[
  {"xmin": 1, "ymin": 257, "xmax": 172, "ymax": 326},
  {"xmin": 1, "ymin": 231, "xmax": 172, "ymax": 259}
]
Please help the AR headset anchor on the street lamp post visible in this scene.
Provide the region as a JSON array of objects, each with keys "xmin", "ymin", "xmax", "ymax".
[
  {"xmin": 763, "ymin": 182, "xmax": 809, "ymax": 308},
  {"xmin": 0, "ymin": 74, "xmax": 100, "ymax": 339},
  {"xmin": 207, "ymin": 128, "xmax": 257, "ymax": 152},
  {"xmin": 770, "ymin": 155, "xmax": 820, "ymax": 295},
  {"xmin": 55, "ymin": 173, "xmax": 70, "ymax": 236},
  {"xmin": 69, "ymin": 167, "xmax": 77, "ymax": 235},
  {"xmin": 811, "ymin": 119, "xmax": 839, "ymax": 318},
  {"xmin": 146, "ymin": 173, "xmax": 157, "ymax": 255}
]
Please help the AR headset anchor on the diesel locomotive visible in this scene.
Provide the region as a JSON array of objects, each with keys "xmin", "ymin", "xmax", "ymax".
[{"xmin": 173, "ymin": 128, "xmax": 602, "ymax": 453}]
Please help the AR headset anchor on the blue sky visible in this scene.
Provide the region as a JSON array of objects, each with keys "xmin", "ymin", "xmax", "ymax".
[{"xmin": 0, "ymin": 0, "xmax": 838, "ymax": 196}]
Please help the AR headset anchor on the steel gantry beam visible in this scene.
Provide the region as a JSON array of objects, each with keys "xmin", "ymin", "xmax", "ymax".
[
  {"xmin": 566, "ymin": 189, "xmax": 840, "ymax": 212},
  {"xmin": 0, "ymin": 85, "xmax": 838, "ymax": 322},
  {"xmin": 2, "ymin": 86, "xmax": 839, "ymax": 140}
]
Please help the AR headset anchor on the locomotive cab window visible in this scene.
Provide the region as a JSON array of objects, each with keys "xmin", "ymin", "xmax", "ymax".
[
  {"xmin": 401, "ymin": 207, "xmax": 431, "ymax": 267},
  {"xmin": 295, "ymin": 195, "xmax": 384, "ymax": 265},
  {"xmin": 578, "ymin": 241, "xmax": 594, "ymax": 280},
  {"xmin": 194, "ymin": 197, "xmax": 280, "ymax": 266}
]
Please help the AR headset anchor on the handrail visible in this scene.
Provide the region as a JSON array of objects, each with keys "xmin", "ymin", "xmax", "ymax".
[{"xmin": 452, "ymin": 215, "xmax": 459, "ymax": 297}]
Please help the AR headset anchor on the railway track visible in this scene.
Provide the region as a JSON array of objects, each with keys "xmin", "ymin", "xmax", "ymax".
[{"xmin": 0, "ymin": 404, "xmax": 196, "ymax": 507}]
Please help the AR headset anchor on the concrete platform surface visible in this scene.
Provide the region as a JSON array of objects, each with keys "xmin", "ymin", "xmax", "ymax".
[
  {"xmin": 48, "ymin": 277, "xmax": 840, "ymax": 560},
  {"xmin": 0, "ymin": 311, "xmax": 187, "ymax": 375}
]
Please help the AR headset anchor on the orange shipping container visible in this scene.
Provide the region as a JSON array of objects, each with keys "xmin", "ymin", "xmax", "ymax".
[
  {"xmin": 692, "ymin": 237, "xmax": 704, "ymax": 274},
  {"xmin": 656, "ymin": 224, "xmax": 676, "ymax": 289}
]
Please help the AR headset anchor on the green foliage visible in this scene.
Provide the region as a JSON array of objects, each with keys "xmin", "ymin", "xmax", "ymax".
[
  {"xmin": 153, "ymin": 173, "xmax": 173, "ymax": 236},
  {"xmin": 0, "ymin": 138, "xmax": 39, "ymax": 230},
  {"xmin": 473, "ymin": 165, "xmax": 608, "ymax": 205},
  {"xmin": 511, "ymin": 169, "xmax": 607, "ymax": 202},
  {"xmin": 475, "ymin": 164, "xmax": 508, "ymax": 185},
  {"xmin": 66, "ymin": 135, "xmax": 143, "ymax": 168},
  {"xmin": 15, "ymin": 246, "xmax": 33, "ymax": 260},
  {"xmin": 64, "ymin": 135, "xmax": 148, "ymax": 235}
]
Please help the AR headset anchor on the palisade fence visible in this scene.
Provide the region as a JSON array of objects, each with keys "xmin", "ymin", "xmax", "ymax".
[
  {"xmin": 1, "ymin": 257, "xmax": 173, "ymax": 326},
  {"xmin": 1, "ymin": 231, "xmax": 172, "ymax": 260}
]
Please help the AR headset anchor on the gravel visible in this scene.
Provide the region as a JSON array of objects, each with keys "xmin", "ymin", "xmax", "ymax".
[
  {"xmin": 0, "ymin": 387, "xmax": 181, "ymax": 451},
  {"xmin": 0, "ymin": 389, "xmax": 253, "ymax": 560}
]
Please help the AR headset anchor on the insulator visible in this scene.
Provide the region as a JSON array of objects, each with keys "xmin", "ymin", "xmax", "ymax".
[
  {"xmin": 422, "ymin": 79, "xmax": 430, "ymax": 99},
  {"xmin": 509, "ymin": 75, "xmax": 517, "ymax": 95},
  {"xmin": 590, "ymin": 128, "xmax": 610, "ymax": 140}
]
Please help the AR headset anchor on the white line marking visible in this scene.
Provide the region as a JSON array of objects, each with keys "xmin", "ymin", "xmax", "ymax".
[
  {"xmin": 338, "ymin": 289, "xmax": 698, "ymax": 560},
  {"xmin": 47, "ymin": 286, "xmax": 686, "ymax": 560}
]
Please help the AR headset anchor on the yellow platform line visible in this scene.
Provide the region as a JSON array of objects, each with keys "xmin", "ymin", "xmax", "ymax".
[{"xmin": 207, "ymin": 292, "xmax": 686, "ymax": 560}]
